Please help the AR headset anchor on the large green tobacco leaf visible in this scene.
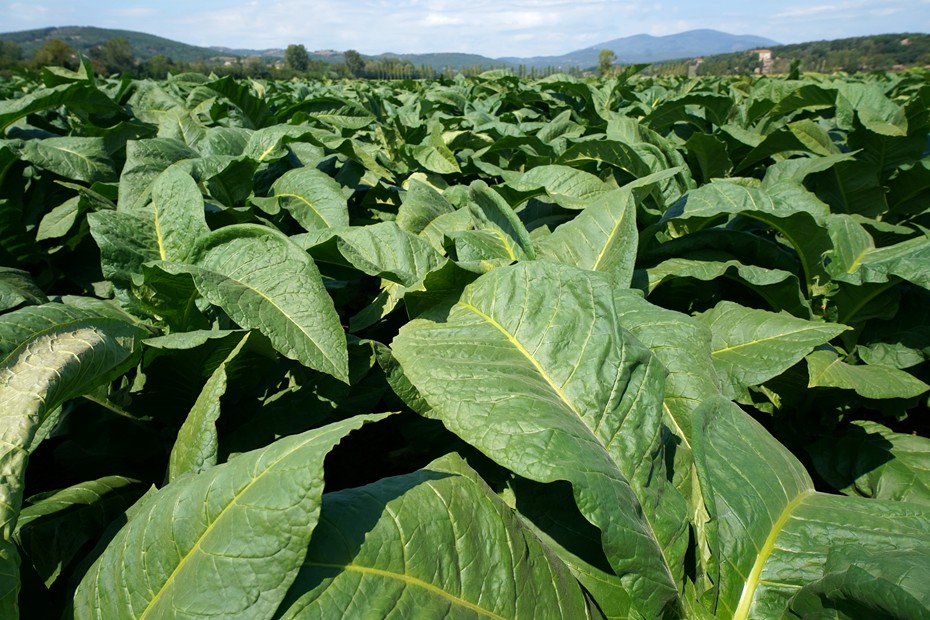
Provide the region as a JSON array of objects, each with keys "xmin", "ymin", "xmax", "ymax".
[
  {"xmin": 810, "ymin": 421, "xmax": 930, "ymax": 506},
  {"xmin": 536, "ymin": 188, "xmax": 637, "ymax": 286},
  {"xmin": 205, "ymin": 75, "xmax": 274, "ymax": 129},
  {"xmin": 395, "ymin": 179, "xmax": 457, "ymax": 235},
  {"xmin": 837, "ymin": 236, "xmax": 930, "ymax": 291},
  {"xmin": 501, "ymin": 165, "xmax": 614, "ymax": 210},
  {"xmin": 467, "ymin": 180, "xmax": 536, "ymax": 260},
  {"xmin": 88, "ymin": 210, "xmax": 162, "ymax": 293},
  {"xmin": 73, "ymin": 413, "xmax": 389, "ymax": 620},
  {"xmin": 149, "ymin": 166, "xmax": 209, "ymax": 263},
  {"xmin": 282, "ymin": 96, "xmax": 375, "ymax": 131},
  {"xmin": 0, "ymin": 305, "xmax": 147, "ymax": 617},
  {"xmin": 664, "ymin": 179, "xmax": 828, "ymax": 225},
  {"xmin": 297, "ymin": 221, "xmax": 444, "ymax": 287},
  {"xmin": 806, "ymin": 350, "xmax": 929, "ymax": 399},
  {"xmin": 162, "ymin": 224, "xmax": 348, "ymax": 382},
  {"xmin": 267, "ymin": 167, "xmax": 350, "ymax": 231},
  {"xmin": 611, "ymin": 292, "xmax": 723, "ymax": 596},
  {"xmin": 19, "ymin": 137, "xmax": 117, "ymax": 184},
  {"xmin": 693, "ymin": 396, "xmax": 930, "ymax": 619},
  {"xmin": 0, "ymin": 82, "xmax": 122, "ymax": 132},
  {"xmin": 278, "ymin": 454, "xmax": 596, "ymax": 619},
  {"xmin": 662, "ymin": 181, "xmax": 842, "ymax": 295},
  {"xmin": 410, "ymin": 121, "xmax": 461, "ymax": 174},
  {"xmin": 392, "ymin": 261, "xmax": 688, "ymax": 618},
  {"xmin": 696, "ymin": 301, "xmax": 848, "ymax": 397}
]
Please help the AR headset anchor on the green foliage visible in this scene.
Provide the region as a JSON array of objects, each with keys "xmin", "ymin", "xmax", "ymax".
[
  {"xmin": 284, "ymin": 44, "xmax": 310, "ymax": 72},
  {"xmin": 691, "ymin": 32, "xmax": 930, "ymax": 75},
  {"xmin": 598, "ymin": 49, "xmax": 617, "ymax": 76},
  {"xmin": 1, "ymin": 66, "xmax": 930, "ymax": 619}
]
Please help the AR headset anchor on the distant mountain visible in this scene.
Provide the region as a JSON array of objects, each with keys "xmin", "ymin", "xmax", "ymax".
[
  {"xmin": 0, "ymin": 26, "xmax": 778, "ymax": 71},
  {"xmin": 0, "ymin": 26, "xmax": 228, "ymax": 62},
  {"xmin": 500, "ymin": 29, "xmax": 780, "ymax": 68}
]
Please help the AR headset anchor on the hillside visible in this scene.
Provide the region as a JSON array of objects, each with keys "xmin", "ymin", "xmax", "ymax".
[
  {"xmin": 499, "ymin": 29, "xmax": 779, "ymax": 68},
  {"xmin": 2, "ymin": 26, "xmax": 925, "ymax": 76},
  {"xmin": 690, "ymin": 32, "xmax": 930, "ymax": 74},
  {"xmin": 1, "ymin": 26, "xmax": 778, "ymax": 72},
  {"xmin": 0, "ymin": 26, "xmax": 229, "ymax": 62}
]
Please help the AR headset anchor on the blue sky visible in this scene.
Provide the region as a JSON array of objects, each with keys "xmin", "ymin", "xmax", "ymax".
[{"xmin": 4, "ymin": 0, "xmax": 928, "ymax": 57}]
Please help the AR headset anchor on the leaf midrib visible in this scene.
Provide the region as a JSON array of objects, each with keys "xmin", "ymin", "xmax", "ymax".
[
  {"xmin": 137, "ymin": 435, "xmax": 319, "ymax": 619},
  {"xmin": 276, "ymin": 192, "xmax": 327, "ymax": 227},
  {"xmin": 307, "ymin": 562, "xmax": 506, "ymax": 620},
  {"xmin": 195, "ymin": 265, "xmax": 344, "ymax": 380},
  {"xmin": 732, "ymin": 489, "xmax": 814, "ymax": 620},
  {"xmin": 712, "ymin": 325, "xmax": 836, "ymax": 357},
  {"xmin": 458, "ymin": 301, "xmax": 581, "ymax": 419}
]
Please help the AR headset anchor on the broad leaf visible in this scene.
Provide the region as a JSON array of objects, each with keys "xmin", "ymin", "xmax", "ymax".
[
  {"xmin": 536, "ymin": 188, "xmax": 637, "ymax": 286},
  {"xmin": 694, "ymin": 396, "xmax": 930, "ymax": 619},
  {"xmin": 392, "ymin": 261, "xmax": 688, "ymax": 618},
  {"xmin": 0, "ymin": 268, "xmax": 47, "ymax": 312},
  {"xmin": 20, "ymin": 137, "xmax": 117, "ymax": 184},
  {"xmin": 73, "ymin": 413, "xmax": 389, "ymax": 620},
  {"xmin": 696, "ymin": 301, "xmax": 848, "ymax": 397},
  {"xmin": 162, "ymin": 225, "xmax": 348, "ymax": 382},
  {"xmin": 278, "ymin": 454, "xmax": 596, "ymax": 619},
  {"xmin": 269, "ymin": 168, "xmax": 350, "ymax": 232},
  {"xmin": 0, "ymin": 305, "xmax": 147, "ymax": 616},
  {"xmin": 809, "ymin": 421, "xmax": 930, "ymax": 506},
  {"xmin": 784, "ymin": 550, "xmax": 930, "ymax": 620},
  {"xmin": 467, "ymin": 180, "xmax": 536, "ymax": 260},
  {"xmin": 15, "ymin": 476, "xmax": 145, "ymax": 588},
  {"xmin": 503, "ymin": 165, "xmax": 614, "ymax": 210},
  {"xmin": 806, "ymin": 350, "xmax": 929, "ymax": 399},
  {"xmin": 149, "ymin": 166, "xmax": 209, "ymax": 263}
]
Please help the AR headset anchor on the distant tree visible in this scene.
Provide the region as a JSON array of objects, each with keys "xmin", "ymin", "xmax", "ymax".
[
  {"xmin": 91, "ymin": 38, "xmax": 136, "ymax": 75},
  {"xmin": 343, "ymin": 49, "xmax": 364, "ymax": 77},
  {"xmin": 598, "ymin": 49, "xmax": 616, "ymax": 76},
  {"xmin": 33, "ymin": 38, "xmax": 76, "ymax": 68},
  {"xmin": 0, "ymin": 41, "xmax": 23, "ymax": 70},
  {"xmin": 284, "ymin": 44, "xmax": 310, "ymax": 72},
  {"xmin": 243, "ymin": 55, "xmax": 270, "ymax": 78},
  {"xmin": 143, "ymin": 54, "xmax": 174, "ymax": 78}
]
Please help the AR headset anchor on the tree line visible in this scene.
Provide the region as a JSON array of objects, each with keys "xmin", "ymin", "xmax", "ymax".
[{"xmin": 1, "ymin": 38, "xmax": 589, "ymax": 80}]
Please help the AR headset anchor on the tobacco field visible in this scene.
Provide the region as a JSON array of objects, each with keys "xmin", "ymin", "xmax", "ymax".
[{"xmin": 2, "ymin": 59, "xmax": 930, "ymax": 618}]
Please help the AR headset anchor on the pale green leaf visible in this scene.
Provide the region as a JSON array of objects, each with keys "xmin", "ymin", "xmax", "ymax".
[
  {"xmin": 806, "ymin": 350, "xmax": 929, "ymax": 399},
  {"xmin": 20, "ymin": 137, "xmax": 116, "ymax": 183},
  {"xmin": 0, "ymin": 268, "xmax": 47, "ymax": 312},
  {"xmin": 697, "ymin": 301, "xmax": 848, "ymax": 397},
  {"xmin": 150, "ymin": 166, "xmax": 209, "ymax": 263},
  {"xmin": 0, "ymin": 306, "xmax": 146, "ymax": 616},
  {"xmin": 810, "ymin": 421, "xmax": 930, "ymax": 506},
  {"xmin": 14, "ymin": 476, "xmax": 144, "ymax": 588}
]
